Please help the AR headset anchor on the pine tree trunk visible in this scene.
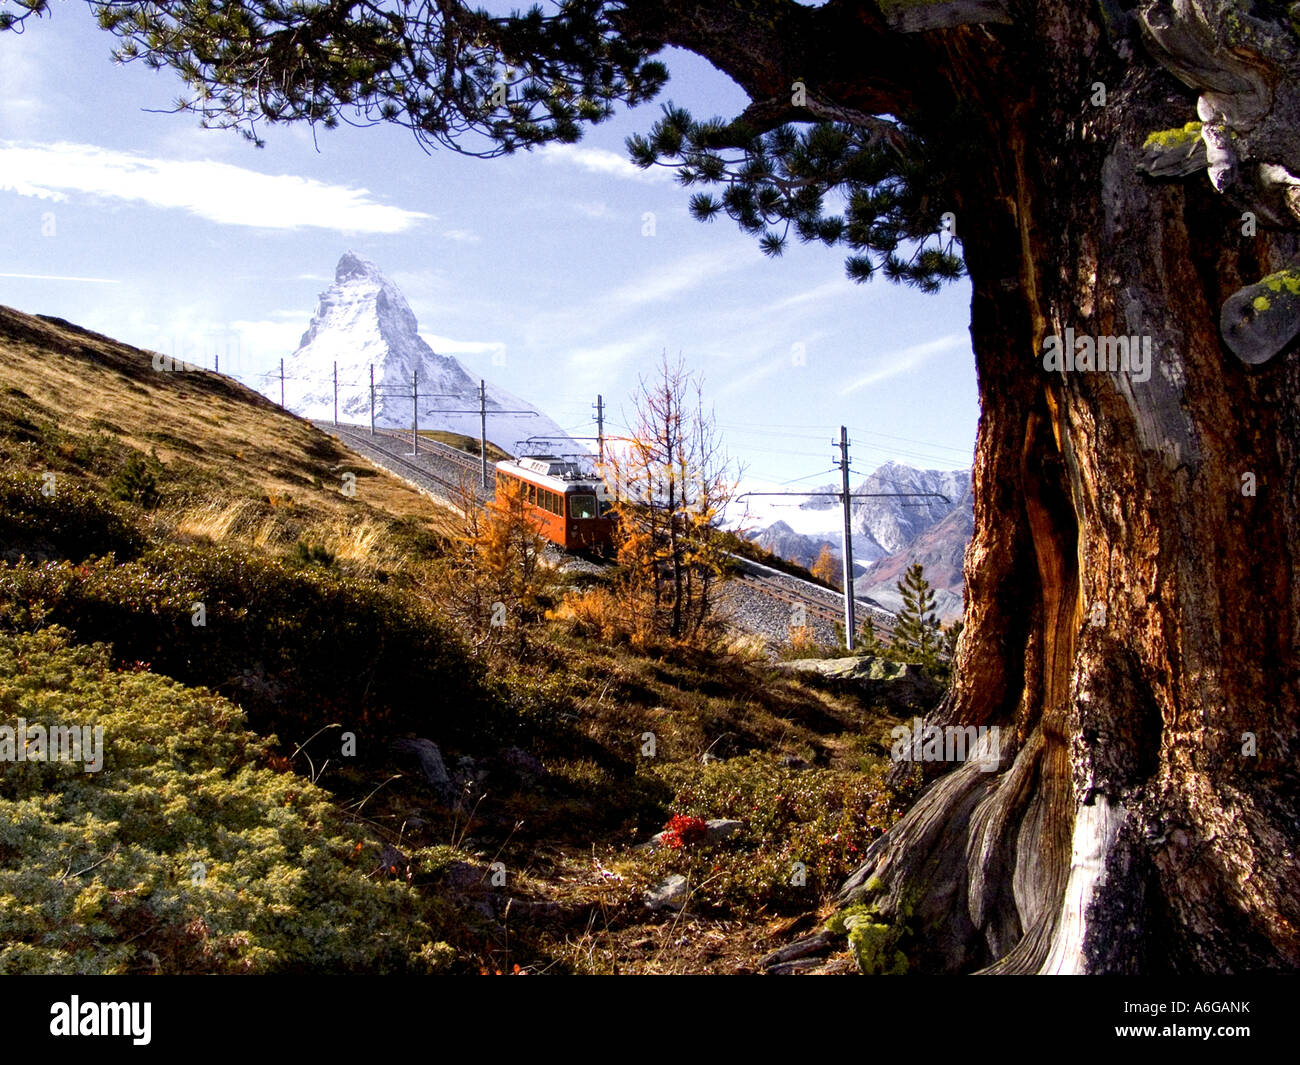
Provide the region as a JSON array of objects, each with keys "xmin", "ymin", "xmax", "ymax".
[{"xmin": 835, "ymin": 3, "xmax": 1300, "ymax": 973}]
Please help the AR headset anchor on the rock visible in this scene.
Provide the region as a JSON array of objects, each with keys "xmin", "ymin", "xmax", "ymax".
[
  {"xmin": 772, "ymin": 655, "xmax": 943, "ymax": 713},
  {"xmin": 391, "ymin": 738, "xmax": 450, "ymax": 789},
  {"xmin": 644, "ymin": 874, "xmax": 689, "ymax": 911},
  {"xmin": 779, "ymin": 754, "xmax": 811, "ymax": 770},
  {"xmin": 705, "ymin": 818, "xmax": 744, "ymax": 842},
  {"xmin": 644, "ymin": 818, "xmax": 744, "ymax": 849},
  {"xmin": 497, "ymin": 746, "xmax": 545, "ymax": 781},
  {"xmin": 442, "ymin": 861, "xmax": 489, "ymax": 892},
  {"xmin": 438, "ymin": 861, "xmax": 499, "ymax": 924}
]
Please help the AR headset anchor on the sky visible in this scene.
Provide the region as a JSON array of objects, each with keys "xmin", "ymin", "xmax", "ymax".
[{"xmin": 0, "ymin": 2, "xmax": 979, "ymax": 506}]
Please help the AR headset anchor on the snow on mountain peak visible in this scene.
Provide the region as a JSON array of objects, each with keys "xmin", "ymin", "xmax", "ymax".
[{"xmin": 271, "ymin": 254, "xmax": 581, "ymax": 458}]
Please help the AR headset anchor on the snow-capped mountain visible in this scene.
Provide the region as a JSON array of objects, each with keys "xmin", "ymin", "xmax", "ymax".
[
  {"xmin": 271, "ymin": 252, "xmax": 579, "ymax": 456},
  {"xmin": 748, "ymin": 520, "xmax": 840, "ymax": 571},
  {"xmin": 795, "ymin": 461, "xmax": 971, "ymax": 559},
  {"xmin": 743, "ymin": 462, "xmax": 973, "ymax": 620},
  {"xmin": 852, "ymin": 489, "xmax": 973, "ymax": 621}
]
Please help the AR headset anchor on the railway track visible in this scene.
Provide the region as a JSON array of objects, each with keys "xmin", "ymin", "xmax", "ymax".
[
  {"xmin": 369, "ymin": 426, "xmax": 489, "ymax": 476},
  {"xmin": 726, "ymin": 553, "xmax": 896, "ymax": 638},
  {"xmin": 330, "ymin": 422, "xmax": 490, "ymax": 502}
]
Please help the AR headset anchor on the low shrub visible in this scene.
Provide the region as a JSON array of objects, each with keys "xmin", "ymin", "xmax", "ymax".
[
  {"xmin": 0, "ymin": 469, "xmax": 143, "ymax": 562},
  {"xmin": 0, "ymin": 628, "xmax": 450, "ymax": 974},
  {"xmin": 0, "ymin": 542, "xmax": 498, "ymax": 748},
  {"xmin": 107, "ymin": 451, "xmax": 161, "ymax": 510},
  {"xmin": 634, "ymin": 752, "xmax": 896, "ymax": 916}
]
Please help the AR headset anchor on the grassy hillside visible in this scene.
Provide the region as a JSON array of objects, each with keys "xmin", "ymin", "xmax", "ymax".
[{"xmin": 0, "ymin": 304, "xmax": 913, "ymax": 974}]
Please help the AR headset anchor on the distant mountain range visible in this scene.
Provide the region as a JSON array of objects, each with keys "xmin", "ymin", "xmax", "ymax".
[
  {"xmin": 267, "ymin": 252, "xmax": 578, "ymax": 456},
  {"xmin": 745, "ymin": 461, "xmax": 973, "ymax": 621}
]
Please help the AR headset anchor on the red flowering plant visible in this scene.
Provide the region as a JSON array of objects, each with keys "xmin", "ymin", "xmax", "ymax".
[{"xmin": 660, "ymin": 813, "xmax": 709, "ymax": 848}]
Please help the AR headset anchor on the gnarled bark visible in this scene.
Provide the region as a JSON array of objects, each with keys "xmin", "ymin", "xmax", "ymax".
[{"xmin": 829, "ymin": 1, "xmax": 1300, "ymax": 974}]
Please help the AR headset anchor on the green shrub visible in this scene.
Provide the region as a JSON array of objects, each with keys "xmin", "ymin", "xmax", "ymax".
[
  {"xmin": 0, "ymin": 469, "xmax": 143, "ymax": 561},
  {"xmin": 0, "ymin": 628, "xmax": 448, "ymax": 974},
  {"xmin": 635, "ymin": 752, "xmax": 895, "ymax": 915},
  {"xmin": 292, "ymin": 540, "xmax": 336, "ymax": 568},
  {"xmin": 107, "ymin": 451, "xmax": 161, "ymax": 510},
  {"xmin": 0, "ymin": 542, "xmax": 500, "ymax": 748}
]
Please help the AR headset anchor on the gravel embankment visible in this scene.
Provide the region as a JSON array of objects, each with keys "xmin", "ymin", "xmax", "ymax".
[{"xmin": 329, "ymin": 423, "xmax": 490, "ymax": 504}]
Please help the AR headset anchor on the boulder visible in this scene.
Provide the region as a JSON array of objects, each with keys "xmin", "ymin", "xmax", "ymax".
[
  {"xmin": 644, "ymin": 874, "xmax": 689, "ymax": 912},
  {"xmin": 705, "ymin": 818, "xmax": 744, "ymax": 842},
  {"xmin": 374, "ymin": 844, "xmax": 409, "ymax": 879},
  {"xmin": 391, "ymin": 737, "xmax": 451, "ymax": 790},
  {"xmin": 645, "ymin": 818, "xmax": 744, "ymax": 849}
]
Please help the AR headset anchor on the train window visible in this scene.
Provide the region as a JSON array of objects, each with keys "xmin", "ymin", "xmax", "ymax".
[
  {"xmin": 527, "ymin": 484, "xmax": 536, "ymax": 506},
  {"xmin": 569, "ymin": 493, "xmax": 597, "ymax": 519},
  {"xmin": 548, "ymin": 490, "xmax": 558, "ymax": 514}
]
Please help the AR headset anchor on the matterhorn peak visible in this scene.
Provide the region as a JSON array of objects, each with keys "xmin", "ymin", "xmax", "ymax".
[
  {"xmin": 335, "ymin": 250, "xmax": 381, "ymax": 283},
  {"xmin": 272, "ymin": 253, "xmax": 580, "ymax": 457}
]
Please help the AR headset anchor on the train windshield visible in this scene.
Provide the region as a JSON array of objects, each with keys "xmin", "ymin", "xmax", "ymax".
[{"xmin": 569, "ymin": 493, "xmax": 598, "ymax": 519}]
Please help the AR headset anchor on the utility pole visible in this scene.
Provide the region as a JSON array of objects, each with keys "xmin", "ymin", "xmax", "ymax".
[
  {"xmin": 423, "ymin": 394, "xmax": 538, "ymax": 487},
  {"xmin": 214, "ymin": 351, "xmax": 219, "ymax": 374},
  {"xmin": 735, "ymin": 441, "xmax": 952, "ymax": 654},
  {"xmin": 836, "ymin": 426, "xmax": 856, "ymax": 650},
  {"xmin": 593, "ymin": 394, "xmax": 605, "ymax": 466},
  {"xmin": 333, "ymin": 362, "xmax": 338, "ymax": 426},
  {"xmin": 279, "ymin": 358, "xmax": 285, "ymax": 408},
  {"xmin": 369, "ymin": 365, "xmax": 375, "ymax": 435},
  {"xmin": 412, "ymin": 369, "xmax": 419, "ymax": 455},
  {"xmin": 479, "ymin": 380, "xmax": 489, "ymax": 489}
]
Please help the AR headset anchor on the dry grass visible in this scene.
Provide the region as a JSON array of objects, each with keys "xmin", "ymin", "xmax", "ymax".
[
  {"xmin": 172, "ymin": 499, "xmax": 258, "ymax": 543},
  {"xmin": 309, "ymin": 515, "xmax": 410, "ymax": 572},
  {"xmin": 0, "ymin": 304, "xmax": 456, "ymax": 549}
]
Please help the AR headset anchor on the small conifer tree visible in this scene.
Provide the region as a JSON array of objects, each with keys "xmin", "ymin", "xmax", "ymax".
[{"xmin": 891, "ymin": 563, "xmax": 941, "ymax": 670}]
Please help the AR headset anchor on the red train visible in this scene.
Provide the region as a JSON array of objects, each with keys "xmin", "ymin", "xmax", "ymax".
[{"xmin": 494, "ymin": 455, "xmax": 615, "ymax": 552}]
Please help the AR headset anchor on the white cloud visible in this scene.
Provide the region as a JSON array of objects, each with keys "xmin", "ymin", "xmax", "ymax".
[
  {"xmin": 536, "ymin": 144, "xmax": 670, "ymax": 184},
  {"xmin": 0, "ymin": 141, "xmax": 431, "ymax": 233},
  {"xmin": 0, "ymin": 271, "xmax": 119, "ymax": 284},
  {"xmin": 604, "ymin": 249, "xmax": 750, "ymax": 312},
  {"xmin": 566, "ymin": 333, "xmax": 658, "ymax": 372},
  {"xmin": 767, "ymin": 278, "xmax": 862, "ymax": 313},
  {"xmin": 442, "ymin": 228, "xmax": 481, "ymax": 243},
  {"xmin": 718, "ymin": 355, "xmax": 790, "ymax": 397},
  {"xmin": 420, "ymin": 332, "xmax": 507, "ymax": 362},
  {"xmin": 842, "ymin": 332, "xmax": 969, "ymax": 394}
]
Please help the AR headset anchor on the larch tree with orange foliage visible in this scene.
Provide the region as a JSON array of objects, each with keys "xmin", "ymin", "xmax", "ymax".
[
  {"xmin": 436, "ymin": 475, "xmax": 552, "ymax": 656},
  {"xmin": 604, "ymin": 354, "xmax": 740, "ymax": 644},
  {"xmin": 810, "ymin": 544, "xmax": 840, "ymax": 591}
]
